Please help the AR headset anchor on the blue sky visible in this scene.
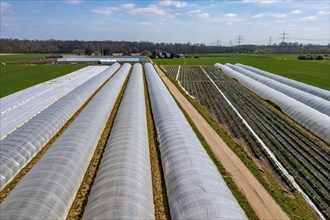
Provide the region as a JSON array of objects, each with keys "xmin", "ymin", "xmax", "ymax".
[{"xmin": 1, "ymin": 0, "xmax": 329, "ymax": 45}]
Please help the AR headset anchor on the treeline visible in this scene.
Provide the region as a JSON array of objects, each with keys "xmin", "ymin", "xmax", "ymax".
[{"xmin": 0, "ymin": 38, "xmax": 329, "ymax": 54}]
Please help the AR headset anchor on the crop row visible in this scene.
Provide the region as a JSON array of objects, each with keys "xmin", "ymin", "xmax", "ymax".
[
  {"xmin": 178, "ymin": 66, "xmax": 264, "ymax": 159},
  {"xmin": 160, "ymin": 65, "xmax": 178, "ymax": 79}
]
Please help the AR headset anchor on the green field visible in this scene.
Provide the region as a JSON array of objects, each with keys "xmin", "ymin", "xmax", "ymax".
[
  {"xmin": 154, "ymin": 54, "xmax": 330, "ymax": 90},
  {"xmin": 0, "ymin": 54, "xmax": 50, "ymax": 63},
  {"xmin": 1, "ymin": 64, "xmax": 85, "ymax": 97},
  {"xmin": 1, "ymin": 53, "xmax": 328, "ymax": 97}
]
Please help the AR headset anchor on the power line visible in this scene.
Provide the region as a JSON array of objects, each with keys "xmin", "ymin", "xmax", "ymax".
[
  {"xmin": 236, "ymin": 34, "xmax": 243, "ymax": 46},
  {"xmin": 278, "ymin": 29, "xmax": 289, "ymax": 58},
  {"xmin": 279, "ymin": 29, "xmax": 289, "ymax": 43},
  {"xmin": 216, "ymin": 39, "xmax": 221, "ymax": 46},
  {"xmin": 244, "ymin": 39, "xmax": 267, "ymax": 43},
  {"xmin": 290, "ymin": 37, "xmax": 329, "ymax": 42}
]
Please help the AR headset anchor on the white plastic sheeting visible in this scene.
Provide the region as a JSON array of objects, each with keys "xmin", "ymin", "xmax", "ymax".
[
  {"xmin": 0, "ymin": 64, "xmax": 121, "ymax": 191},
  {"xmin": 0, "ymin": 66, "xmax": 108, "ymax": 140},
  {"xmin": 145, "ymin": 63, "xmax": 247, "ymax": 220},
  {"xmin": 225, "ymin": 64, "xmax": 330, "ymax": 115},
  {"xmin": 83, "ymin": 63, "xmax": 154, "ymax": 219},
  {"xmin": 1, "ymin": 66, "xmax": 98, "ymax": 110},
  {"xmin": 236, "ymin": 63, "xmax": 330, "ymax": 101},
  {"xmin": 0, "ymin": 64, "xmax": 130, "ymax": 219},
  {"xmin": 215, "ymin": 63, "xmax": 330, "ymax": 145}
]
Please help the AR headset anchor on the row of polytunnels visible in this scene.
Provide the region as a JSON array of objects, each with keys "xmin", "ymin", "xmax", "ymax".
[
  {"xmin": 0, "ymin": 63, "xmax": 247, "ymax": 219},
  {"xmin": 215, "ymin": 63, "xmax": 330, "ymax": 145},
  {"xmin": 0, "ymin": 66, "xmax": 109, "ymax": 140}
]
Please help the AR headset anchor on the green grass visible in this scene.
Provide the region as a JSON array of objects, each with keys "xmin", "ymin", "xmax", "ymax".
[
  {"xmin": 0, "ymin": 64, "xmax": 85, "ymax": 97},
  {"xmin": 153, "ymin": 53, "xmax": 330, "ymax": 90},
  {"xmin": 0, "ymin": 54, "xmax": 50, "ymax": 63}
]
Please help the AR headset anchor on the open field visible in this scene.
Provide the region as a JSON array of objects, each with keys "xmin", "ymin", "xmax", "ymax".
[
  {"xmin": 0, "ymin": 64, "xmax": 85, "ymax": 97},
  {"xmin": 0, "ymin": 54, "xmax": 50, "ymax": 63},
  {"xmin": 154, "ymin": 54, "xmax": 330, "ymax": 90}
]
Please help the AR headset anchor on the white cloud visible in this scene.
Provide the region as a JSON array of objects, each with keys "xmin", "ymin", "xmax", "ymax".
[
  {"xmin": 187, "ymin": 9, "xmax": 209, "ymax": 19},
  {"xmin": 252, "ymin": 13, "xmax": 263, "ymax": 18},
  {"xmin": 167, "ymin": 12, "xmax": 182, "ymax": 18},
  {"xmin": 226, "ymin": 22, "xmax": 233, "ymax": 25},
  {"xmin": 138, "ymin": 21, "xmax": 151, "ymax": 26},
  {"xmin": 91, "ymin": 7, "xmax": 118, "ymax": 16},
  {"xmin": 120, "ymin": 4, "xmax": 135, "ymax": 10},
  {"xmin": 242, "ymin": 0, "xmax": 280, "ymax": 4},
  {"xmin": 197, "ymin": 13, "xmax": 210, "ymax": 19},
  {"xmin": 159, "ymin": 0, "xmax": 188, "ymax": 8},
  {"xmin": 187, "ymin": 9, "xmax": 202, "ymax": 15},
  {"xmin": 67, "ymin": 0, "xmax": 82, "ymax": 5},
  {"xmin": 224, "ymin": 13, "xmax": 237, "ymax": 18},
  {"xmin": 93, "ymin": 4, "xmax": 167, "ymax": 16},
  {"xmin": 290, "ymin": 10, "xmax": 301, "ymax": 14},
  {"xmin": 317, "ymin": 10, "xmax": 329, "ymax": 15},
  {"xmin": 301, "ymin": 16, "xmax": 318, "ymax": 21},
  {"xmin": 131, "ymin": 5, "xmax": 166, "ymax": 15},
  {"xmin": 0, "ymin": 1, "xmax": 11, "ymax": 13},
  {"xmin": 273, "ymin": 13, "xmax": 286, "ymax": 18}
]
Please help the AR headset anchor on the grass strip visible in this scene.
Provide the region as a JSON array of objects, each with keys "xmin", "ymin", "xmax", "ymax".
[{"xmin": 143, "ymin": 70, "xmax": 172, "ymax": 220}]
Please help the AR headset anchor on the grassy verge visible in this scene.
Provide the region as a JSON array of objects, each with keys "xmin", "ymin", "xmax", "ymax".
[
  {"xmin": 160, "ymin": 66, "xmax": 318, "ymax": 220},
  {"xmin": 1, "ymin": 64, "xmax": 85, "ymax": 97},
  {"xmin": 143, "ymin": 70, "xmax": 171, "ymax": 220}
]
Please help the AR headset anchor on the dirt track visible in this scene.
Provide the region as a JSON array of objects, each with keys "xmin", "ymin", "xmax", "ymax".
[{"xmin": 154, "ymin": 64, "xmax": 289, "ymax": 220}]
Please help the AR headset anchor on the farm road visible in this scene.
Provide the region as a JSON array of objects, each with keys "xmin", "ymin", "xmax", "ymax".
[{"xmin": 153, "ymin": 64, "xmax": 289, "ymax": 220}]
